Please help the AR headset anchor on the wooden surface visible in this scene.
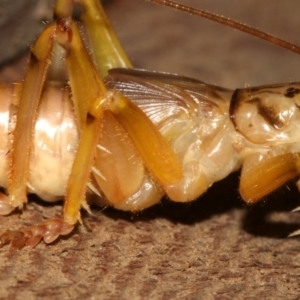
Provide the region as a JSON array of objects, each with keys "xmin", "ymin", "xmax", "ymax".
[{"xmin": 1, "ymin": 1, "xmax": 300, "ymax": 299}]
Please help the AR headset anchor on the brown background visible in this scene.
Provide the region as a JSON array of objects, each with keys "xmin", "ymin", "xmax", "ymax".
[{"xmin": 1, "ymin": 1, "xmax": 300, "ymax": 299}]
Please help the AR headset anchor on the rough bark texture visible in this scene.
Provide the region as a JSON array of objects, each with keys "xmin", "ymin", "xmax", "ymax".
[{"xmin": 1, "ymin": 1, "xmax": 300, "ymax": 299}]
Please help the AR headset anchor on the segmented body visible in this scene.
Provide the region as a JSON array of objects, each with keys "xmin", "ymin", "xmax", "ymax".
[
  {"xmin": 0, "ymin": 83, "xmax": 78, "ymax": 201},
  {"xmin": 1, "ymin": 69, "xmax": 300, "ymax": 211},
  {"xmin": 1, "ymin": 0, "xmax": 300, "ymax": 250}
]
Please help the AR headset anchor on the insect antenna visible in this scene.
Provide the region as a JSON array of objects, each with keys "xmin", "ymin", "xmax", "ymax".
[{"xmin": 148, "ymin": 0, "xmax": 300, "ymax": 56}]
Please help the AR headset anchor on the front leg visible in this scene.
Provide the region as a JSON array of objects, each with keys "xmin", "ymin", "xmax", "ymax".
[
  {"xmin": 0, "ymin": 219, "xmax": 74, "ymax": 250},
  {"xmin": 0, "ymin": 0, "xmax": 180, "ymax": 249}
]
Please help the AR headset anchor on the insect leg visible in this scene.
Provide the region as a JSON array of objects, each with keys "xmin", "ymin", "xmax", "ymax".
[
  {"xmin": 0, "ymin": 24, "xmax": 56, "ymax": 217},
  {"xmin": 92, "ymin": 111, "xmax": 164, "ymax": 211},
  {"xmin": 0, "ymin": 1, "xmax": 80, "ymax": 248},
  {"xmin": 56, "ymin": 15, "xmax": 182, "ymax": 223},
  {"xmin": 0, "ymin": 0, "xmax": 183, "ymax": 248},
  {"xmin": 240, "ymin": 152, "xmax": 300, "ymax": 203},
  {"xmin": 76, "ymin": 0, "xmax": 132, "ymax": 76}
]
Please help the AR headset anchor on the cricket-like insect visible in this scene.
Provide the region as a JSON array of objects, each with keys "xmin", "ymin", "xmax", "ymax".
[{"xmin": 0, "ymin": 0, "xmax": 300, "ymax": 250}]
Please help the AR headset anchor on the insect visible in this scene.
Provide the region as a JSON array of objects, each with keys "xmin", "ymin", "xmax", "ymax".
[{"xmin": 0, "ymin": 0, "xmax": 300, "ymax": 250}]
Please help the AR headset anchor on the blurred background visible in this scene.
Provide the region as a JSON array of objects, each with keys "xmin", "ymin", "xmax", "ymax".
[{"xmin": 1, "ymin": 0, "xmax": 300, "ymax": 87}]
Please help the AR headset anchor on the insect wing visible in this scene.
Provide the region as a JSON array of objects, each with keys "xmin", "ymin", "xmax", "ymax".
[{"xmin": 105, "ymin": 68, "xmax": 233, "ymax": 126}]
